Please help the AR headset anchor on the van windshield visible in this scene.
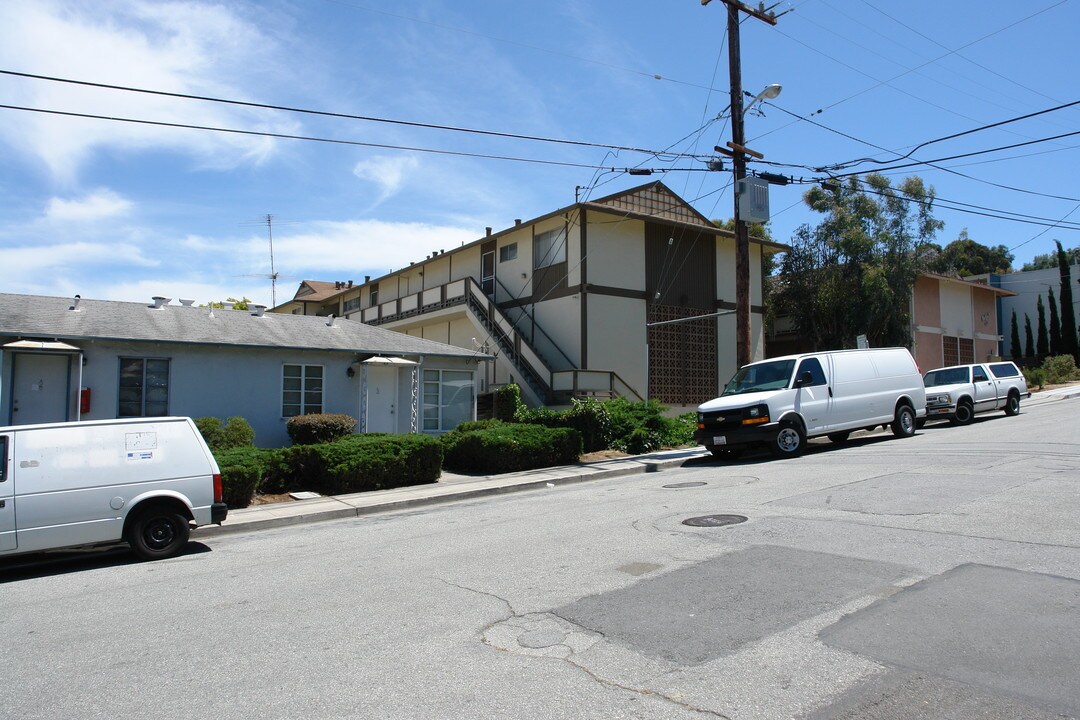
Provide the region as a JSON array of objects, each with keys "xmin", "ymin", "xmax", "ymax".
[{"xmin": 721, "ymin": 359, "xmax": 796, "ymax": 396}]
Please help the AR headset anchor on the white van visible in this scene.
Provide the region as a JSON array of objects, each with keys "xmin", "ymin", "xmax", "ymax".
[
  {"xmin": 0, "ymin": 417, "xmax": 227, "ymax": 561},
  {"xmin": 695, "ymin": 348, "xmax": 926, "ymax": 459}
]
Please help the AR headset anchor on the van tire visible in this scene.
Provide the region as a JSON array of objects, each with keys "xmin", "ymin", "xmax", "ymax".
[
  {"xmin": 1004, "ymin": 392, "xmax": 1020, "ymax": 416},
  {"xmin": 951, "ymin": 399, "xmax": 974, "ymax": 425},
  {"xmin": 891, "ymin": 404, "xmax": 916, "ymax": 438},
  {"xmin": 770, "ymin": 420, "xmax": 805, "ymax": 458},
  {"xmin": 827, "ymin": 431, "xmax": 850, "ymax": 443},
  {"xmin": 127, "ymin": 506, "xmax": 191, "ymax": 561}
]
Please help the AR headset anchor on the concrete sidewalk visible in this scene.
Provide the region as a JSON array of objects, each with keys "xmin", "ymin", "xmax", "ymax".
[
  {"xmin": 200, "ymin": 382, "xmax": 1080, "ymax": 539},
  {"xmin": 199, "ymin": 446, "xmax": 711, "ymax": 538}
]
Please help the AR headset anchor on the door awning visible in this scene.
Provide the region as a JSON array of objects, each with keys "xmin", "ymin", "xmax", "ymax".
[
  {"xmin": 3, "ymin": 340, "xmax": 82, "ymax": 352},
  {"xmin": 362, "ymin": 356, "xmax": 418, "ymax": 366}
]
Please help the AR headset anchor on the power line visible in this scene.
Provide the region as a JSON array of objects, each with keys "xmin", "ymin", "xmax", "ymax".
[
  {"xmin": 0, "ymin": 103, "xmax": 710, "ymax": 173},
  {"xmin": 0, "ymin": 69, "xmax": 706, "ymax": 161}
]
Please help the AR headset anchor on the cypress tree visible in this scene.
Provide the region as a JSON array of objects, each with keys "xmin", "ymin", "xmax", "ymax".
[
  {"xmin": 1057, "ymin": 240, "xmax": 1079, "ymax": 360},
  {"xmin": 1010, "ymin": 310, "xmax": 1021, "ymax": 359},
  {"xmin": 1048, "ymin": 287, "xmax": 1061, "ymax": 356},
  {"xmin": 1024, "ymin": 314, "xmax": 1035, "ymax": 358},
  {"xmin": 1036, "ymin": 295, "xmax": 1049, "ymax": 356}
]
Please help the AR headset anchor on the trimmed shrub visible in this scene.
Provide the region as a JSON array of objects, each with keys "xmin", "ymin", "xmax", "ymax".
[
  {"xmin": 1024, "ymin": 367, "xmax": 1047, "ymax": 390},
  {"xmin": 441, "ymin": 423, "xmax": 582, "ymax": 474},
  {"xmin": 493, "ymin": 384, "xmax": 524, "ymax": 422},
  {"xmin": 214, "ymin": 446, "xmax": 277, "ymax": 508},
  {"xmin": 604, "ymin": 398, "xmax": 691, "ymax": 452},
  {"xmin": 1041, "ymin": 354, "xmax": 1080, "ymax": 384},
  {"xmin": 623, "ymin": 427, "xmax": 662, "ymax": 454},
  {"xmin": 268, "ymin": 433, "xmax": 442, "ymax": 496},
  {"xmin": 286, "ymin": 413, "xmax": 357, "ymax": 445},
  {"xmin": 195, "ymin": 416, "xmax": 256, "ymax": 452},
  {"xmin": 562, "ymin": 398, "xmax": 613, "ymax": 453},
  {"xmin": 449, "ymin": 419, "xmax": 506, "ymax": 434}
]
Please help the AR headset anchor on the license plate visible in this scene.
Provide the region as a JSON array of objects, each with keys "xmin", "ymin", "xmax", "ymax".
[{"xmin": 713, "ymin": 436, "xmax": 727, "ymax": 445}]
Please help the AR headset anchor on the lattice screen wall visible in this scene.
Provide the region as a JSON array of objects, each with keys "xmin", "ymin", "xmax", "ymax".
[{"xmin": 647, "ymin": 304, "xmax": 718, "ymax": 406}]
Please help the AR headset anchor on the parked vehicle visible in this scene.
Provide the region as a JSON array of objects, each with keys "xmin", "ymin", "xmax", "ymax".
[
  {"xmin": 695, "ymin": 348, "xmax": 926, "ymax": 459},
  {"xmin": 0, "ymin": 417, "xmax": 226, "ymax": 561},
  {"xmin": 922, "ymin": 361, "xmax": 1030, "ymax": 425}
]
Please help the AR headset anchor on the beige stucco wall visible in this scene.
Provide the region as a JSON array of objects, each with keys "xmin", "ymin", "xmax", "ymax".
[
  {"xmin": 913, "ymin": 276, "xmax": 941, "ymax": 328},
  {"xmin": 940, "ymin": 281, "xmax": 973, "ymax": 338},
  {"xmin": 532, "ymin": 294, "xmax": 582, "ymax": 366},
  {"xmin": 585, "ymin": 294, "xmax": 647, "ymax": 398},
  {"xmin": 494, "ymin": 225, "xmax": 533, "ymax": 303},
  {"xmin": 586, "ymin": 215, "xmax": 645, "ymax": 290}
]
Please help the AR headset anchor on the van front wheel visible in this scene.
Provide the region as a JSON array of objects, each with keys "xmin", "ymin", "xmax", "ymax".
[
  {"xmin": 770, "ymin": 421, "xmax": 805, "ymax": 458},
  {"xmin": 127, "ymin": 507, "xmax": 191, "ymax": 561},
  {"xmin": 892, "ymin": 404, "xmax": 916, "ymax": 438}
]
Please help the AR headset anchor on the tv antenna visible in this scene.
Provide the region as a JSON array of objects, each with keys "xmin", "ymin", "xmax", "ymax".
[{"xmin": 239, "ymin": 213, "xmax": 299, "ymax": 306}]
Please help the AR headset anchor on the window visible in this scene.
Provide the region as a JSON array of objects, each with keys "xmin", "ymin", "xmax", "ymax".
[
  {"xmin": 282, "ymin": 364, "xmax": 323, "ymax": 417},
  {"xmin": 943, "ymin": 336, "xmax": 974, "ymax": 366},
  {"xmin": 499, "ymin": 242, "xmax": 517, "ymax": 262},
  {"xmin": 534, "ymin": 227, "xmax": 566, "ymax": 269},
  {"xmin": 972, "ymin": 366, "xmax": 989, "ymax": 382},
  {"xmin": 343, "ymin": 296, "xmax": 360, "ymax": 313},
  {"xmin": 989, "ymin": 362, "xmax": 1020, "ymax": 379},
  {"xmin": 795, "ymin": 357, "xmax": 827, "ymax": 386},
  {"xmin": 369, "ymin": 283, "xmax": 379, "ymax": 308},
  {"xmin": 422, "ymin": 369, "xmax": 474, "ymax": 432},
  {"xmin": 118, "ymin": 358, "xmax": 170, "ymax": 417}
]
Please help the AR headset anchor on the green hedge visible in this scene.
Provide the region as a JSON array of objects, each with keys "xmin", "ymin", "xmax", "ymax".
[
  {"xmin": 268, "ymin": 433, "xmax": 442, "ymax": 496},
  {"xmin": 286, "ymin": 413, "xmax": 357, "ymax": 445},
  {"xmin": 195, "ymin": 416, "xmax": 256, "ymax": 452},
  {"xmin": 441, "ymin": 422, "xmax": 582, "ymax": 474},
  {"xmin": 214, "ymin": 446, "xmax": 278, "ymax": 508}
]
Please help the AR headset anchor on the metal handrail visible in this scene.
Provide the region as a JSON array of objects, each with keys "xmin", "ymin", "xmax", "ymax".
[{"xmin": 489, "ymin": 275, "xmax": 576, "ymax": 369}]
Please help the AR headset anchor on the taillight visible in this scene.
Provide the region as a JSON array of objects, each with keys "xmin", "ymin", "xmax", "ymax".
[{"xmin": 213, "ymin": 473, "xmax": 223, "ymax": 504}]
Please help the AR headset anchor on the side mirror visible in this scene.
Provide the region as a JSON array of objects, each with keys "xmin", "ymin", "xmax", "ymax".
[{"xmin": 795, "ymin": 371, "xmax": 814, "ymax": 387}]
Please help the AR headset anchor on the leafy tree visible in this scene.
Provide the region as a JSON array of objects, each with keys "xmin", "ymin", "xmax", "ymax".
[
  {"xmin": 1036, "ymin": 295, "xmax": 1049, "ymax": 356},
  {"xmin": 1023, "ymin": 244, "xmax": 1080, "ymax": 271},
  {"xmin": 775, "ymin": 174, "xmax": 943, "ymax": 350},
  {"xmin": 208, "ymin": 296, "xmax": 253, "ymax": 310},
  {"xmin": 925, "ymin": 229, "xmax": 1013, "ymax": 276},
  {"xmin": 1024, "ymin": 314, "xmax": 1035, "ymax": 359},
  {"xmin": 1057, "ymin": 241, "xmax": 1079, "ymax": 361},
  {"xmin": 1009, "ymin": 310, "xmax": 1021, "ymax": 359},
  {"xmin": 1048, "ymin": 287, "xmax": 1061, "ymax": 356}
]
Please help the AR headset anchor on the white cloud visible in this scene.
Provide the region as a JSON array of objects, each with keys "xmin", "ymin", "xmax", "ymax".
[
  {"xmin": 45, "ymin": 189, "xmax": 133, "ymax": 222},
  {"xmin": 352, "ymin": 155, "xmax": 420, "ymax": 205},
  {"xmin": 0, "ymin": 0, "xmax": 298, "ymax": 181}
]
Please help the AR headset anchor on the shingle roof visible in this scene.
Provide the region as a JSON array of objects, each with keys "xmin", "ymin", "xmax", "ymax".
[{"xmin": 0, "ymin": 293, "xmax": 485, "ymax": 358}]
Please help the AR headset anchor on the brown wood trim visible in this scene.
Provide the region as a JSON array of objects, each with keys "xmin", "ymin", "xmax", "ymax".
[{"xmin": 580, "ymin": 207, "xmax": 587, "ymax": 368}]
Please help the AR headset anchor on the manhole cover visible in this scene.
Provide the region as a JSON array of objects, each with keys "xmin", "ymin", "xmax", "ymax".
[
  {"xmin": 663, "ymin": 482, "xmax": 708, "ymax": 488},
  {"xmin": 682, "ymin": 514, "xmax": 748, "ymax": 527}
]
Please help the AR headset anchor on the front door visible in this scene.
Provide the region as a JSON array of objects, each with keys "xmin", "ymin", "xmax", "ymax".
[
  {"xmin": 10, "ymin": 353, "xmax": 71, "ymax": 425},
  {"xmin": 0, "ymin": 434, "xmax": 15, "ymax": 551},
  {"xmin": 481, "ymin": 250, "xmax": 495, "ymax": 295},
  {"xmin": 365, "ymin": 365, "xmax": 399, "ymax": 433}
]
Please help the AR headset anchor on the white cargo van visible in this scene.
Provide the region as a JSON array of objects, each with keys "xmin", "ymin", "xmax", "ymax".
[
  {"xmin": 0, "ymin": 417, "xmax": 227, "ymax": 561},
  {"xmin": 695, "ymin": 348, "xmax": 926, "ymax": 459}
]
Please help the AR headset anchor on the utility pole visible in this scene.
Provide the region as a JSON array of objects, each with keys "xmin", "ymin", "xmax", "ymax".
[{"xmin": 703, "ymin": 0, "xmax": 779, "ymax": 368}]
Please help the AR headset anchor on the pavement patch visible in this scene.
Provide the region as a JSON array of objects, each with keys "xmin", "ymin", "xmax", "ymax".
[
  {"xmin": 819, "ymin": 564, "xmax": 1080, "ymax": 717},
  {"xmin": 555, "ymin": 545, "xmax": 910, "ymax": 665}
]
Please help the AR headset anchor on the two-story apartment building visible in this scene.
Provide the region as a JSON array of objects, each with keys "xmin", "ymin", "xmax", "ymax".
[{"xmin": 276, "ymin": 182, "xmax": 784, "ymax": 409}]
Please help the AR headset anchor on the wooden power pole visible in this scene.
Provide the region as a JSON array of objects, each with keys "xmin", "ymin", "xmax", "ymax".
[{"xmin": 703, "ymin": 0, "xmax": 779, "ymax": 368}]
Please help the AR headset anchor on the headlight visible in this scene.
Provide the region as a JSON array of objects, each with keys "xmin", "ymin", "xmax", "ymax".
[{"xmin": 742, "ymin": 404, "xmax": 770, "ymax": 425}]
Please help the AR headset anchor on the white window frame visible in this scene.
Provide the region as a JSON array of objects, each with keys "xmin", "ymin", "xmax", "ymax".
[
  {"xmin": 282, "ymin": 364, "xmax": 324, "ymax": 417},
  {"xmin": 422, "ymin": 369, "xmax": 475, "ymax": 432},
  {"xmin": 534, "ymin": 227, "xmax": 566, "ymax": 269},
  {"xmin": 499, "ymin": 242, "xmax": 518, "ymax": 262}
]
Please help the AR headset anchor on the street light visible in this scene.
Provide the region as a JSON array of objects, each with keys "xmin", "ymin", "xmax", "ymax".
[{"xmin": 743, "ymin": 83, "xmax": 782, "ymax": 116}]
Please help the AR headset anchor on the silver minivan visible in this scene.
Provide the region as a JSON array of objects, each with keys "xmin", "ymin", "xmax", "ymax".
[{"xmin": 0, "ymin": 417, "xmax": 226, "ymax": 560}]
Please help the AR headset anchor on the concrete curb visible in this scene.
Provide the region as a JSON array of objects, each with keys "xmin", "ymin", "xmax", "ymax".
[{"xmin": 197, "ymin": 451, "xmax": 707, "ymax": 539}]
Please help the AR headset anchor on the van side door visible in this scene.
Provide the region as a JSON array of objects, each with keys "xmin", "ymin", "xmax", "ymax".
[
  {"xmin": 793, "ymin": 356, "xmax": 832, "ymax": 435},
  {"xmin": 0, "ymin": 434, "xmax": 15, "ymax": 552},
  {"xmin": 971, "ymin": 365, "xmax": 999, "ymax": 410}
]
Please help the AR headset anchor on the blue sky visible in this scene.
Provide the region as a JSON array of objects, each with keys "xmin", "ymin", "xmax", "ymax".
[{"xmin": 1, "ymin": 0, "xmax": 1078, "ymax": 308}]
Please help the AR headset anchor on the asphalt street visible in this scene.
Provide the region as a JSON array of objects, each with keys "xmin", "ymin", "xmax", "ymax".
[{"xmin": 2, "ymin": 396, "xmax": 1078, "ymax": 719}]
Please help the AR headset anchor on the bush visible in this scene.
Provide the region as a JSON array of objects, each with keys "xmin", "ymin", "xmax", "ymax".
[
  {"xmin": 441, "ymin": 423, "xmax": 582, "ymax": 474},
  {"xmin": 603, "ymin": 398, "xmax": 692, "ymax": 453},
  {"xmin": 493, "ymin": 384, "xmax": 524, "ymax": 422},
  {"xmin": 195, "ymin": 416, "xmax": 256, "ymax": 453},
  {"xmin": 286, "ymin": 413, "xmax": 357, "ymax": 445},
  {"xmin": 562, "ymin": 398, "xmax": 614, "ymax": 453},
  {"xmin": 450, "ymin": 419, "xmax": 507, "ymax": 434},
  {"xmin": 1041, "ymin": 354, "xmax": 1080, "ymax": 384},
  {"xmin": 1024, "ymin": 367, "xmax": 1047, "ymax": 390},
  {"xmin": 268, "ymin": 434, "xmax": 442, "ymax": 496},
  {"xmin": 214, "ymin": 446, "xmax": 277, "ymax": 508}
]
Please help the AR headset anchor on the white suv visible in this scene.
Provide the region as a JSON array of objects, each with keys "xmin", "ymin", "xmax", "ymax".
[{"xmin": 922, "ymin": 361, "xmax": 1030, "ymax": 425}]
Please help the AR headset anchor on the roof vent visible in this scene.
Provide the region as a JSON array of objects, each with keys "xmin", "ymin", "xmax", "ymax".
[
  {"xmin": 179, "ymin": 298, "xmax": 195, "ymax": 307},
  {"xmin": 326, "ymin": 314, "xmax": 336, "ymax": 327},
  {"xmin": 151, "ymin": 296, "xmax": 171, "ymax": 309},
  {"xmin": 515, "ymin": 218, "xmax": 521, "ymax": 226},
  {"xmin": 486, "ymin": 227, "xmax": 492, "ymax": 236},
  {"xmin": 250, "ymin": 305, "xmax": 267, "ymax": 317},
  {"xmin": 69, "ymin": 294, "xmax": 82, "ymax": 311},
  {"xmin": 348, "ymin": 280, "xmax": 353, "ymax": 288},
  {"xmin": 223, "ymin": 302, "xmax": 234, "ymax": 309}
]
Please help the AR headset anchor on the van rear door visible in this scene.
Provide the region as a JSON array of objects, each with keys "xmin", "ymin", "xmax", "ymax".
[{"xmin": 0, "ymin": 433, "xmax": 15, "ymax": 552}]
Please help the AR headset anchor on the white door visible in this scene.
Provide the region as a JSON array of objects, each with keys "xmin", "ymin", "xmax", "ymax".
[
  {"xmin": 11, "ymin": 354, "xmax": 71, "ymax": 425},
  {"xmin": 365, "ymin": 365, "xmax": 399, "ymax": 433},
  {"xmin": 0, "ymin": 434, "xmax": 15, "ymax": 551}
]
